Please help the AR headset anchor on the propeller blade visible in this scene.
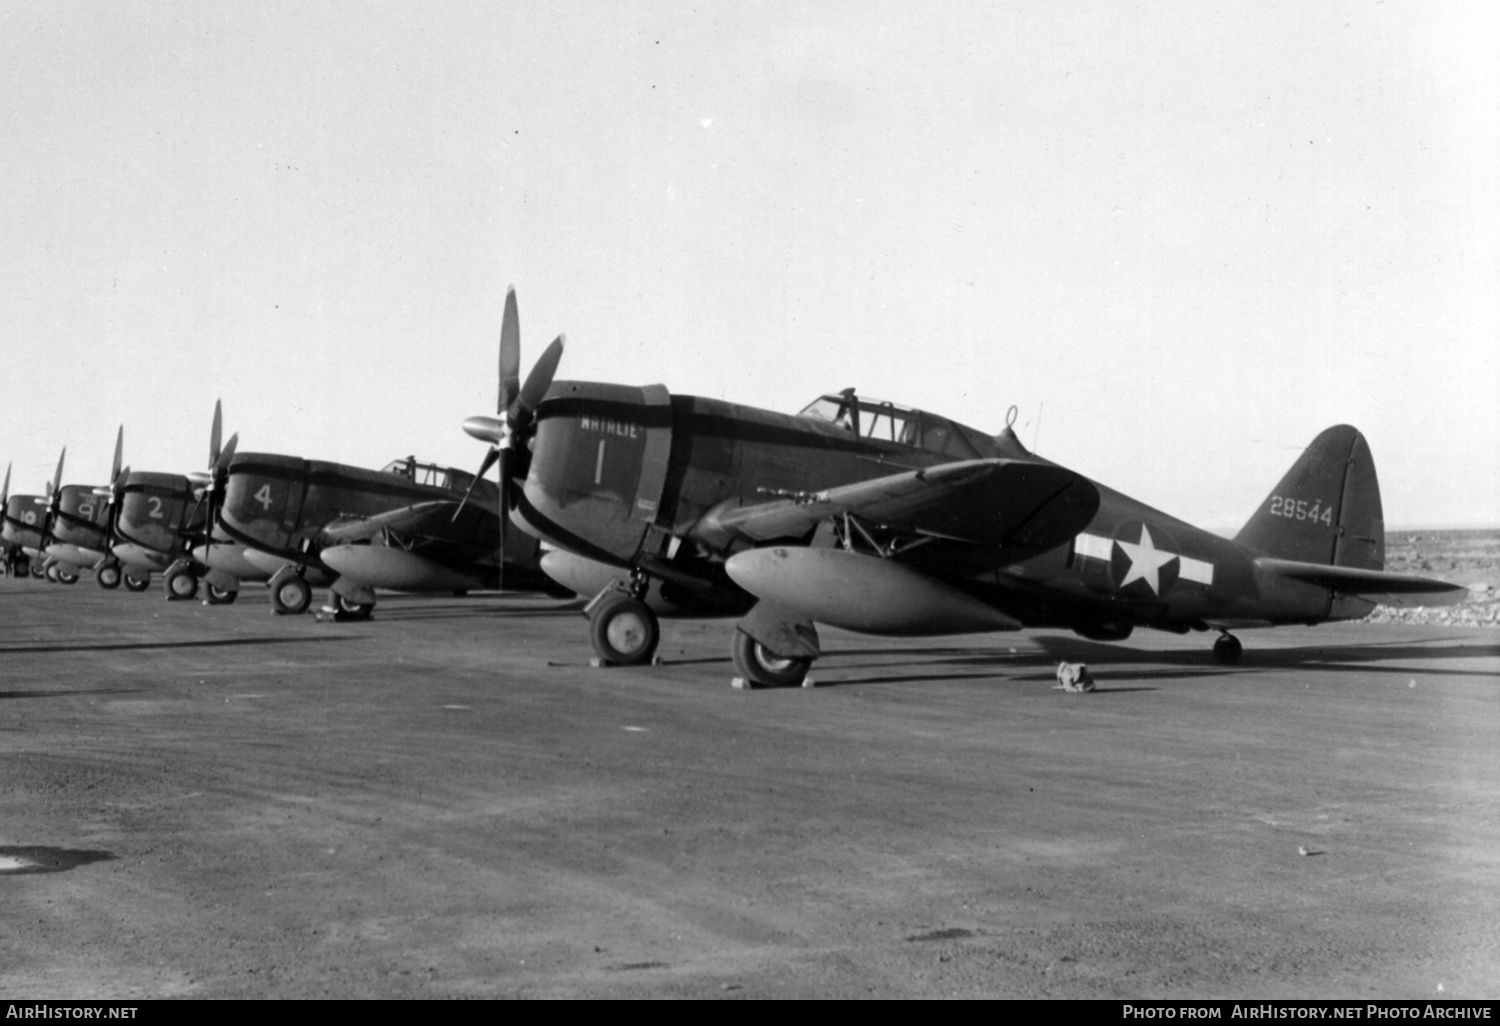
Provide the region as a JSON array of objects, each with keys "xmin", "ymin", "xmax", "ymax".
[
  {"xmin": 2, "ymin": 462, "xmax": 9, "ymax": 506},
  {"xmin": 111, "ymin": 426, "xmax": 123, "ymax": 482},
  {"xmin": 511, "ymin": 334, "xmax": 565, "ymax": 427},
  {"xmin": 450, "ymin": 446, "xmax": 501, "ymax": 522},
  {"xmin": 209, "ymin": 399, "xmax": 223, "ymax": 469},
  {"xmin": 499, "ymin": 285, "xmax": 521, "ymax": 415},
  {"xmin": 215, "ymin": 433, "xmax": 239, "ymax": 477},
  {"xmin": 51, "ymin": 447, "xmax": 66, "ymax": 498}
]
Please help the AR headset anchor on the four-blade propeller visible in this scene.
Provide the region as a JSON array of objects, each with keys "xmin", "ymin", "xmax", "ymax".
[{"xmin": 454, "ymin": 286, "xmax": 564, "ymax": 591}]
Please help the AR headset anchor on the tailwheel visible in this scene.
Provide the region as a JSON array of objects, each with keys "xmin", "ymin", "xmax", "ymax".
[
  {"xmin": 270, "ymin": 574, "xmax": 313, "ymax": 616},
  {"xmin": 730, "ymin": 629, "xmax": 813, "ymax": 688},
  {"xmin": 97, "ymin": 564, "xmax": 122, "ymax": 590},
  {"xmin": 205, "ymin": 583, "xmax": 237, "ymax": 605},
  {"xmin": 1213, "ymin": 633, "xmax": 1243, "ymax": 665},
  {"xmin": 123, "ymin": 573, "xmax": 151, "ymax": 592},
  {"xmin": 333, "ymin": 593, "xmax": 375, "ymax": 621},
  {"xmin": 588, "ymin": 593, "xmax": 660, "ymax": 666}
]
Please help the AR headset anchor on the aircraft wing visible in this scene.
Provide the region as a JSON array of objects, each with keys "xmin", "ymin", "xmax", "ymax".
[
  {"xmin": 711, "ymin": 458, "xmax": 1099, "ymax": 551},
  {"xmin": 320, "ymin": 502, "xmax": 464, "ymax": 544},
  {"xmin": 1255, "ymin": 557, "xmax": 1469, "ymax": 608}
]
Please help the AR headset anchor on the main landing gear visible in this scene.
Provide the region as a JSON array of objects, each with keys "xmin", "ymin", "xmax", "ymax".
[
  {"xmin": 587, "ymin": 576, "xmax": 660, "ymax": 666},
  {"xmin": 329, "ymin": 592, "xmax": 374, "ymax": 621},
  {"xmin": 730, "ymin": 630, "xmax": 813, "ymax": 688},
  {"xmin": 123, "ymin": 572, "xmax": 151, "ymax": 592},
  {"xmin": 165, "ymin": 562, "xmax": 199, "ymax": 601},
  {"xmin": 1213, "ymin": 632, "xmax": 1243, "ymax": 665},
  {"xmin": 96, "ymin": 563, "xmax": 122, "ymax": 590},
  {"xmin": 269, "ymin": 567, "xmax": 313, "ymax": 616}
]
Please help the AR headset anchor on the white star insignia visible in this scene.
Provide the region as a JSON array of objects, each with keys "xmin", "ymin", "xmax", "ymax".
[{"xmin": 1115, "ymin": 525, "xmax": 1178, "ymax": 594}]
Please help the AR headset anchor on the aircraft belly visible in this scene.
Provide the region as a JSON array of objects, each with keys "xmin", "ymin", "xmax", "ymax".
[{"xmin": 726, "ymin": 547, "xmax": 1021, "ymax": 636}]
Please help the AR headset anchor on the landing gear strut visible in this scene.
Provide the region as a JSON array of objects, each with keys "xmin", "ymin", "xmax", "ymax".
[
  {"xmin": 587, "ymin": 574, "xmax": 660, "ymax": 666},
  {"xmin": 1213, "ymin": 632, "xmax": 1243, "ymax": 665}
]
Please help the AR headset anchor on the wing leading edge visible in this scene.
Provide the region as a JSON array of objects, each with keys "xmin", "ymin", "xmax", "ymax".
[{"xmin": 708, "ymin": 458, "xmax": 1100, "ymax": 553}]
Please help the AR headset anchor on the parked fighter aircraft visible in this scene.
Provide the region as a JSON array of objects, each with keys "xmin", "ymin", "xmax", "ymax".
[
  {"xmin": 464, "ymin": 316, "xmax": 1466, "ymax": 686},
  {"xmin": 1, "ymin": 450, "xmax": 93, "ymax": 585},
  {"xmin": 108, "ymin": 403, "xmax": 256, "ymax": 601},
  {"xmin": 210, "ymin": 347, "xmax": 551, "ymax": 617},
  {"xmin": 41, "ymin": 435, "xmax": 123, "ymax": 587}
]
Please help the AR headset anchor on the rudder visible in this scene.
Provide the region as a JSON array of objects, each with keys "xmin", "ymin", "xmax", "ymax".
[{"xmin": 1234, "ymin": 425, "xmax": 1384, "ymax": 570}]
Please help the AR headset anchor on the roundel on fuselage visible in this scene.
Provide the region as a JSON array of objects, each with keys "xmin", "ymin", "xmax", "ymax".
[{"xmin": 1108, "ymin": 521, "xmax": 1182, "ymax": 598}]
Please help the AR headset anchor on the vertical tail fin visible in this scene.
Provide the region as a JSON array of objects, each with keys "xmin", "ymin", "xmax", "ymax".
[{"xmin": 1234, "ymin": 425, "xmax": 1384, "ymax": 570}]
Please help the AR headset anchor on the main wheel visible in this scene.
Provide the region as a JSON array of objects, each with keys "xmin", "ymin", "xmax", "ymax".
[
  {"xmin": 56, "ymin": 570, "xmax": 79, "ymax": 585},
  {"xmin": 206, "ymin": 583, "xmax": 237, "ymax": 605},
  {"xmin": 334, "ymin": 593, "xmax": 374, "ymax": 620},
  {"xmin": 270, "ymin": 574, "xmax": 312, "ymax": 615},
  {"xmin": 44, "ymin": 564, "xmax": 59, "ymax": 583},
  {"xmin": 97, "ymin": 564, "xmax": 122, "ymax": 590},
  {"xmin": 588, "ymin": 594, "xmax": 660, "ymax": 666},
  {"xmin": 1213, "ymin": 634, "xmax": 1243, "ymax": 665},
  {"xmin": 30, "ymin": 562, "xmax": 45, "ymax": 579},
  {"xmin": 165, "ymin": 567, "xmax": 199, "ymax": 601},
  {"xmin": 123, "ymin": 573, "xmax": 151, "ymax": 592},
  {"xmin": 730, "ymin": 630, "xmax": 813, "ymax": 688}
]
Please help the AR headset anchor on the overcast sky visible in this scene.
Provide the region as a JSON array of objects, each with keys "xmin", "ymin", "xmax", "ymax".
[{"xmin": 3, "ymin": 1, "xmax": 1496, "ymax": 530}]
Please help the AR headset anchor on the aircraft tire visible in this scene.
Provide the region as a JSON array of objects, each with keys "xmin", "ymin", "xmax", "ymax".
[
  {"xmin": 123, "ymin": 573, "xmax": 151, "ymax": 592},
  {"xmin": 30, "ymin": 562, "xmax": 45, "ymax": 579},
  {"xmin": 165, "ymin": 567, "xmax": 200, "ymax": 601},
  {"xmin": 271, "ymin": 575, "xmax": 313, "ymax": 616},
  {"xmin": 44, "ymin": 565, "xmax": 60, "ymax": 583},
  {"xmin": 334, "ymin": 594, "xmax": 374, "ymax": 620},
  {"xmin": 97, "ymin": 564, "xmax": 122, "ymax": 590},
  {"xmin": 1213, "ymin": 634, "xmax": 1243, "ymax": 665},
  {"xmin": 588, "ymin": 594, "xmax": 660, "ymax": 666},
  {"xmin": 206, "ymin": 584, "xmax": 237, "ymax": 605},
  {"xmin": 730, "ymin": 630, "xmax": 812, "ymax": 688},
  {"xmin": 57, "ymin": 570, "xmax": 79, "ymax": 585}
]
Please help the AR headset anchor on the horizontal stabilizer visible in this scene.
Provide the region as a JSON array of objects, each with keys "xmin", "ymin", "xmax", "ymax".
[
  {"xmin": 1256, "ymin": 557, "xmax": 1468, "ymax": 609},
  {"xmin": 711, "ymin": 458, "xmax": 1098, "ymax": 552}
]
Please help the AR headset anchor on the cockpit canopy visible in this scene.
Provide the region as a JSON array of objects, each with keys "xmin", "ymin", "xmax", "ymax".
[
  {"xmin": 797, "ymin": 390, "xmax": 987, "ymax": 460},
  {"xmin": 380, "ymin": 457, "xmax": 477, "ymax": 494}
]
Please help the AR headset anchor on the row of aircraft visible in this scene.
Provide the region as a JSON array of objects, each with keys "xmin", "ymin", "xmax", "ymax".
[{"xmin": 3, "ymin": 287, "xmax": 1467, "ymax": 686}]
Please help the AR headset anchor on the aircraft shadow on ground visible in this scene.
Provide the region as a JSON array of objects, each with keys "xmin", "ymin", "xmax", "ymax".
[
  {"xmin": 0, "ymin": 636, "xmax": 364, "ymax": 655},
  {"xmin": 813, "ymin": 635, "xmax": 1500, "ymax": 685},
  {"xmin": 0, "ymin": 845, "xmax": 118, "ymax": 875},
  {"xmin": 0, "ymin": 686, "xmax": 148, "ymax": 702}
]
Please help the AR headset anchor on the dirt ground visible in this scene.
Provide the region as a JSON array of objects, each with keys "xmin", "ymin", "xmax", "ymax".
[{"xmin": 2, "ymin": 532, "xmax": 1497, "ymax": 998}]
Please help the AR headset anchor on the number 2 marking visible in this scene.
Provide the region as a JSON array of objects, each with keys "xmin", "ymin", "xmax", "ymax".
[{"xmin": 147, "ymin": 496, "xmax": 164, "ymax": 519}]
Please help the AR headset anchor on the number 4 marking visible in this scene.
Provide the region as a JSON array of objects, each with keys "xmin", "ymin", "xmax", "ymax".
[{"xmin": 255, "ymin": 485, "xmax": 274, "ymax": 510}]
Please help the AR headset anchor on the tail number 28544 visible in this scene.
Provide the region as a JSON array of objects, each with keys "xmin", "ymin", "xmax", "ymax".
[{"xmin": 1269, "ymin": 495, "xmax": 1334, "ymax": 525}]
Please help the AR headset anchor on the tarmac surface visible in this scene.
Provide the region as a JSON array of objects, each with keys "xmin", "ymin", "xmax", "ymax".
[{"xmin": 2, "ymin": 577, "xmax": 1497, "ymax": 999}]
